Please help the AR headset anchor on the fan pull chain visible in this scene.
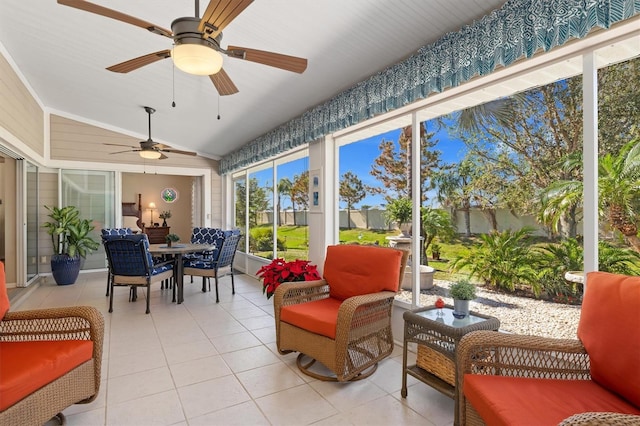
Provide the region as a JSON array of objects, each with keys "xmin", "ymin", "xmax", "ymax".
[
  {"xmin": 217, "ymin": 96, "xmax": 221, "ymax": 120},
  {"xmin": 171, "ymin": 61, "xmax": 176, "ymax": 108}
]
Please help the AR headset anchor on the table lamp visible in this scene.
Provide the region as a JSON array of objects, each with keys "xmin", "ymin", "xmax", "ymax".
[{"xmin": 148, "ymin": 202, "xmax": 156, "ymax": 225}]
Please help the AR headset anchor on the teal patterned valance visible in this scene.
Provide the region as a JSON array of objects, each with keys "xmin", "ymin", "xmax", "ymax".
[{"xmin": 220, "ymin": 0, "xmax": 640, "ymax": 174}]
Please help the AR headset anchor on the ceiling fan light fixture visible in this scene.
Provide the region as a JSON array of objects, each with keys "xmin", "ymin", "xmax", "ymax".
[
  {"xmin": 139, "ymin": 149, "xmax": 162, "ymax": 160},
  {"xmin": 172, "ymin": 42, "xmax": 223, "ymax": 76}
]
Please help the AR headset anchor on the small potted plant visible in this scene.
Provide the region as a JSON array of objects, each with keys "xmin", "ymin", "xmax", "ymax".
[
  {"xmin": 431, "ymin": 243, "xmax": 441, "ymax": 260},
  {"xmin": 42, "ymin": 205, "xmax": 100, "ymax": 285},
  {"xmin": 384, "ymin": 197, "xmax": 412, "ymax": 237},
  {"xmin": 165, "ymin": 233, "xmax": 180, "ymax": 247},
  {"xmin": 159, "ymin": 210, "xmax": 172, "ymax": 227},
  {"xmin": 449, "ymin": 278, "xmax": 477, "ymax": 318}
]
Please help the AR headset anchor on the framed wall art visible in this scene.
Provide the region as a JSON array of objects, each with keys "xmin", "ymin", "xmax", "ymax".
[
  {"xmin": 309, "ymin": 168, "xmax": 322, "ymax": 213},
  {"xmin": 161, "ymin": 187, "xmax": 178, "ymax": 203}
]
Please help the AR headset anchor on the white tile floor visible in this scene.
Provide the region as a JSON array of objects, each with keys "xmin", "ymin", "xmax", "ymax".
[{"xmin": 16, "ymin": 271, "xmax": 454, "ymax": 426}]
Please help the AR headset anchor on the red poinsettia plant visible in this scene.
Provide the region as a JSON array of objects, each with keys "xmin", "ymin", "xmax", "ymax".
[{"xmin": 257, "ymin": 258, "xmax": 321, "ymax": 299}]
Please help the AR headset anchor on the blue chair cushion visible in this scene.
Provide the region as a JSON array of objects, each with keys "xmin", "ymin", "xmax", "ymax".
[
  {"xmin": 102, "ymin": 234, "xmax": 172, "ymax": 277},
  {"xmin": 101, "ymin": 228, "xmax": 133, "ymax": 236}
]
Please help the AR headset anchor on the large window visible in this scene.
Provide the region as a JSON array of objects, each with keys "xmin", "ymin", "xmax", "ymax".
[
  {"xmin": 233, "ymin": 149, "xmax": 310, "ymax": 261},
  {"xmin": 233, "ymin": 176, "xmax": 247, "ymax": 252},
  {"xmin": 61, "ymin": 169, "xmax": 115, "ymax": 270}
]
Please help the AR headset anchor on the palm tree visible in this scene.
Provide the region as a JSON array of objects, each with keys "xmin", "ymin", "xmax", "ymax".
[
  {"xmin": 277, "ymin": 178, "xmax": 292, "ymax": 226},
  {"xmin": 455, "ymin": 93, "xmax": 526, "ymax": 134},
  {"xmin": 540, "ymin": 139, "xmax": 640, "ymax": 252}
]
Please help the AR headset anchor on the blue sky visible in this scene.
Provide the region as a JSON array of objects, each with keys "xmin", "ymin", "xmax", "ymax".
[
  {"xmin": 338, "ymin": 120, "xmax": 468, "ymax": 208},
  {"xmin": 253, "ymin": 119, "xmax": 469, "ymax": 210}
]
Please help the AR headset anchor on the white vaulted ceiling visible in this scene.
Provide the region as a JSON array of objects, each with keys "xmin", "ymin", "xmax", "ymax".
[{"xmin": 0, "ymin": 0, "xmax": 507, "ymax": 160}]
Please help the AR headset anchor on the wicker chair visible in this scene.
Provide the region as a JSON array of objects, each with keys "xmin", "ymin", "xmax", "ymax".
[
  {"xmin": 274, "ymin": 244, "xmax": 408, "ymax": 382},
  {"xmin": 0, "ymin": 262, "xmax": 104, "ymax": 426},
  {"xmin": 103, "ymin": 234, "xmax": 174, "ymax": 314},
  {"xmin": 183, "ymin": 230, "xmax": 241, "ymax": 303},
  {"xmin": 457, "ymin": 271, "xmax": 640, "ymax": 425}
]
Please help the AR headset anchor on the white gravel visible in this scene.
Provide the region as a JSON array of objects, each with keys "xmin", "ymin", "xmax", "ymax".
[{"xmin": 397, "ymin": 280, "xmax": 582, "ymax": 340}]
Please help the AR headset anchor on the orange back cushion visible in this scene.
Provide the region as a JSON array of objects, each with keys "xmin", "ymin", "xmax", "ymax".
[
  {"xmin": 0, "ymin": 261, "xmax": 9, "ymax": 319},
  {"xmin": 577, "ymin": 271, "xmax": 640, "ymax": 407},
  {"xmin": 324, "ymin": 245, "xmax": 402, "ymax": 301}
]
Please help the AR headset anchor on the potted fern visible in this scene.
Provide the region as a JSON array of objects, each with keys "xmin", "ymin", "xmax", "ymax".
[{"xmin": 42, "ymin": 205, "xmax": 100, "ymax": 285}]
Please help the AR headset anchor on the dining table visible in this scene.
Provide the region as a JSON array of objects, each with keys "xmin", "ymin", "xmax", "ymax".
[{"xmin": 149, "ymin": 243, "xmax": 216, "ymax": 304}]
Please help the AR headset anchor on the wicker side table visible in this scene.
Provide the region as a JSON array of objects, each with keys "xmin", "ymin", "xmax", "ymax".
[{"xmin": 401, "ymin": 305, "xmax": 500, "ymax": 425}]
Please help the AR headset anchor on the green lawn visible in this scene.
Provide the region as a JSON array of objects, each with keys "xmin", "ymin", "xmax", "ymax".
[{"xmin": 251, "ymin": 226, "xmax": 481, "ymax": 274}]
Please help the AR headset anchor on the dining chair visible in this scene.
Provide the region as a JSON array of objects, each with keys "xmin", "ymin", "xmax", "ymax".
[
  {"xmin": 185, "ymin": 227, "xmax": 225, "ymax": 283},
  {"xmin": 102, "ymin": 234, "xmax": 174, "ymax": 314},
  {"xmin": 100, "ymin": 228, "xmax": 133, "ymax": 296},
  {"xmin": 183, "ymin": 230, "xmax": 241, "ymax": 303}
]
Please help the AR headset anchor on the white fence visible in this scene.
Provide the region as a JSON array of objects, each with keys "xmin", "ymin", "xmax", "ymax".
[{"xmin": 258, "ymin": 207, "xmax": 568, "ymax": 236}]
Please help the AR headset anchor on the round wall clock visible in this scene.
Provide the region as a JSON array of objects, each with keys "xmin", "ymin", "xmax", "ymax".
[{"xmin": 161, "ymin": 187, "xmax": 178, "ymax": 203}]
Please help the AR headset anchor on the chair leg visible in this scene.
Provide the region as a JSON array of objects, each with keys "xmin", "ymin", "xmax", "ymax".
[
  {"xmin": 105, "ymin": 273, "xmax": 111, "ymax": 297},
  {"xmin": 214, "ymin": 273, "xmax": 220, "ymax": 303},
  {"xmin": 109, "ymin": 281, "xmax": 114, "ymax": 313},
  {"xmin": 201, "ymin": 277, "xmax": 207, "ymax": 292},
  {"xmin": 145, "ymin": 283, "xmax": 151, "ymax": 314},
  {"xmin": 230, "ymin": 268, "xmax": 235, "ymax": 295}
]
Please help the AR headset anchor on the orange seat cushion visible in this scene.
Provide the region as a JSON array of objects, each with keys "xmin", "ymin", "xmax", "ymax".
[
  {"xmin": 464, "ymin": 375, "xmax": 640, "ymax": 426},
  {"xmin": 0, "ymin": 261, "xmax": 9, "ymax": 319},
  {"xmin": 577, "ymin": 271, "xmax": 640, "ymax": 406},
  {"xmin": 0, "ymin": 340, "xmax": 94, "ymax": 411},
  {"xmin": 323, "ymin": 245, "xmax": 402, "ymax": 301},
  {"xmin": 280, "ymin": 297, "xmax": 342, "ymax": 339}
]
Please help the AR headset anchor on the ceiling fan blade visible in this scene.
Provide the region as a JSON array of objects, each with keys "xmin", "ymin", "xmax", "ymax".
[
  {"xmin": 103, "ymin": 143, "xmax": 137, "ymax": 148},
  {"xmin": 199, "ymin": 0, "xmax": 254, "ymax": 39},
  {"xmin": 107, "ymin": 50, "xmax": 171, "ymax": 73},
  {"xmin": 209, "ymin": 69, "xmax": 239, "ymax": 96},
  {"xmin": 57, "ymin": 0, "xmax": 172, "ymax": 38},
  {"xmin": 109, "ymin": 149, "xmax": 137, "ymax": 155},
  {"xmin": 159, "ymin": 153, "xmax": 169, "ymax": 160},
  {"xmin": 160, "ymin": 148, "xmax": 198, "ymax": 156},
  {"xmin": 226, "ymin": 46, "xmax": 307, "ymax": 73}
]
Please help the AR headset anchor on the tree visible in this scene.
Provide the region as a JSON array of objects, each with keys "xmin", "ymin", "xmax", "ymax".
[
  {"xmin": 277, "ymin": 177, "xmax": 292, "ymax": 226},
  {"xmin": 290, "ymin": 171, "xmax": 309, "ymax": 226},
  {"xmin": 370, "ymin": 123, "xmax": 442, "ymax": 202},
  {"xmin": 339, "ymin": 171, "xmax": 366, "ymax": 229},
  {"xmin": 234, "ymin": 178, "xmax": 247, "ymax": 231},
  {"xmin": 246, "ymin": 177, "xmax": 269, "ymax": 227},
  {"xmin": 540, "ymin": 139, "xmax": 640, "ymax": 253},
  {"xmin": 370, "ymin": 123, "xmax": 444, "ymax": 264},
  {"xmin": 445, "ymin": 58, "xmax": 640, "ymax": 237},
  {"xmin": 433, "ymin": 159, "xmax": 474, "ymax": 236},
  {"xmin": 597, "ymin": 58, "xmax": 640, "ymax": 155},
  {"xmin": 420, "ymin": 207, "xmax": 456, "ymax": 264}
]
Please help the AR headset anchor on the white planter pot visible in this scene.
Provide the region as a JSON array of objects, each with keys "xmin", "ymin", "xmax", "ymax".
[
  {"xmin": 401, "ymin": 265, "xmax": 435, "ymax": 290},
  {"xmin": 453, "ymin": 299, "xmax": 470, "ymax": 318}
]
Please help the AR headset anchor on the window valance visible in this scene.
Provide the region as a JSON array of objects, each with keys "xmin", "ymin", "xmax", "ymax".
[{"xmin": 220, "ymin": 0, "xmax": 639, "ymax": 174}]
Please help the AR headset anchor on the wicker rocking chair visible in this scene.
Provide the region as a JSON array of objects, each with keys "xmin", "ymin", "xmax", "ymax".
[{"xmin": 274, "ymin": 244, "xmax": 408, "ymax": 382}]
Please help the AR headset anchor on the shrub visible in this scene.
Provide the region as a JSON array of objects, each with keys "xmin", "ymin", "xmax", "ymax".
[
  {"xmin": 533, "ymin": 238, "xmax": 583, "ymax": 298},
  {"xmin": 533, "ymin": 238, "xmax": 640, "ymax": 300},
  {"xmin": 451, "ymin": 228, "xmax": 537, "ymax": 292},
  {"xmin": 249, "ymin": 227, "xmax": 286, "ymax": 252}
]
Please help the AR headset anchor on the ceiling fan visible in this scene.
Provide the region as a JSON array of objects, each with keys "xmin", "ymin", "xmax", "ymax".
[
  {"xmin": 106, "ymin": 106, "xmax": 197, "ymax": 160},
  {"xmin": 57, "ymin": 0, "xmax": 308, "ymax": 96}
]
